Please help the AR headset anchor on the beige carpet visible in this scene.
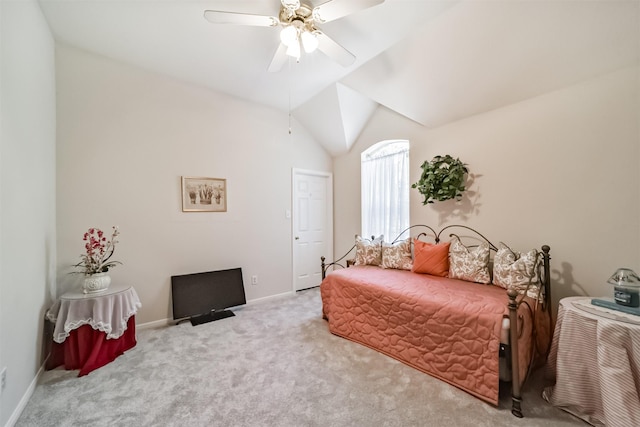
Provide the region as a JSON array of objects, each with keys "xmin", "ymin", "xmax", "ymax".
[{"xmin": 17, "ymin": 287, "xmax": 582, "ymax": 426}]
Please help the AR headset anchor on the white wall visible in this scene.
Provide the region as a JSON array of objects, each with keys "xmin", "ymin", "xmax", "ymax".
[
  {"xmin": 55, "ymin": 45, "xmax": 332, "ymax": 324},
  {"xmin": 0, "ymin": 0, "xmax": 57, "ymax": 425},
  {"xmin": 334, "ymin": 66, "xmax": 640, "ymax": 306}
]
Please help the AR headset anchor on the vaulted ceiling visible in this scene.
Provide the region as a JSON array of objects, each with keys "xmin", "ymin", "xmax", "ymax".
[{"xmin": 38, "ymin": 0, "xmax": 640, "ymax": 156}]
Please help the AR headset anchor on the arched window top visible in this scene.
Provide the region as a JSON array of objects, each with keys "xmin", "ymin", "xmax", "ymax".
[{"xmin": 362, "ymin": 140, "xmax": 409, "ymax": 161}]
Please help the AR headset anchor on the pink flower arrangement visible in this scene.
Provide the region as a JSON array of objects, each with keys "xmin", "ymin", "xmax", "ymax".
[{"xmin": 75, "ymin": 226, "xmax": 121, "ymax": 275}]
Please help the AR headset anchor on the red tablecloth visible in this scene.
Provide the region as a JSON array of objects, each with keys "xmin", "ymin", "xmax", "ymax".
[
  {"xmin": 46, "ymin": 316, "xmax": 137, "ymax": 376},
  {"xmin": 46, "ymin": 285, "xmax": 141, "ymax": 376}
]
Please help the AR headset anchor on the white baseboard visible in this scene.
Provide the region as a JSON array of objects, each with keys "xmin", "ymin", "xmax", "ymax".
[
  {"xmin": 136, "ymin": 318, "xmax": 171, "ymax": 330},
  {"xmin": 135, "ymin": 290, "xmax": 296, "ymax": 329},
  {"xmin": 4, "ymin": 361, "xmax": 46, "ymax": 427},
  {"xmin": 247, "ymin": 290, "xmax": 295, "ymax": 305}
]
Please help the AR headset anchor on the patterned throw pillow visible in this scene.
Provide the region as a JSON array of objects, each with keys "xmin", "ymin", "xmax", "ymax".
[
  {"xmin": 381, "ymin": 238, "xmax": 413, "ymax": 270},
  {"xmin": 411, "ymin": 239, "xmax": 450, "ymax": 277},
  {"xmin": 493, "ymin": 242, "xmax": 541, "ymax": 299},
  {"xmin": 448, "ymin": 237, "xmax": 491, "ymax": 284},
  {"xmin": 354, "ymin": 235, "xmax": 383, "ymax": 266}
]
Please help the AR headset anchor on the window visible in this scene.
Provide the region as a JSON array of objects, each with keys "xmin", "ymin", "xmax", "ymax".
[{"xmin": 361, "ymin": 140, "xmax": 410, "ymax": 240}]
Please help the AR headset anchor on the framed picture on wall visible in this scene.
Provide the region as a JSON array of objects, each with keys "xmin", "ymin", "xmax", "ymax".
[{"xmin": 181, "ymin": 176, "xmax": 227, "ymax": 212}]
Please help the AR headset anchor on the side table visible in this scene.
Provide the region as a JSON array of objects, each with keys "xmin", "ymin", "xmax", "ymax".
[
  {"xmin": 46, "ymin": 284, "xmax": 142, "ymax": 376},
  {"xmin": 543, "ymin": 296, "xmax": 640, "ymax": 427}
]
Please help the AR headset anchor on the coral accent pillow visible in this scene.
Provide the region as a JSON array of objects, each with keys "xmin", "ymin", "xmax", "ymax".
[
  {"xmin": 412, "ymin": 239, "xmax": 450, "ymax": 277},
  {"xmin": 381, "ymin": 238, "xmax": 413, "ymax": 270},
  {"xmin": 354, "ymin": 235, "xmax": 383, "ymax": 266},
  {"xmin": 448, "ymin": 237, "xmax": 491, "ymax": 284}
]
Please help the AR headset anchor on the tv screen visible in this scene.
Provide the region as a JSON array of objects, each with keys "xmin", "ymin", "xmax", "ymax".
[{"xmin": 171, "ymin": 267, "xmax": 246, "ymax": 322}]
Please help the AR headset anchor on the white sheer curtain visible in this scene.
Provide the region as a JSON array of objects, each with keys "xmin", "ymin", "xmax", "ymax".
[{"xmin": 361, "ymin": 140, "xmax": 410, "ymax": 240}]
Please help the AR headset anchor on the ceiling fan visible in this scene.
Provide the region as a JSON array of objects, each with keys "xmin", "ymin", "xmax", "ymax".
[{"xmin": 204, "ymin": 0, "xmax": 385, "ymax": 72}]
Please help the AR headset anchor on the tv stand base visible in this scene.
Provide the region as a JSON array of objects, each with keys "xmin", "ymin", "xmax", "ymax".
[{"xmin": 190, "ymin": 310, "xmax": 235, "ymax": 326}]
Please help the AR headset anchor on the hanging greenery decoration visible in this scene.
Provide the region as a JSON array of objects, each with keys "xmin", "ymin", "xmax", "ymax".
[{"xmin": 412, "ymin": 155, "xmax": 468, "ymax": 205}]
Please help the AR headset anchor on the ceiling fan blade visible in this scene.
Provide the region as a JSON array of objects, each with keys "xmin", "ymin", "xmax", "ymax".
[
  {"xmin": 268, "ymin": 43, "xmax": 289, "ymax": 72},
  {"xmin": 203, "ymin": 10, "xmax": 279, "ymax": 27},
  {"xmin": 316, "ymin": 31, "xmax": 356, "ymax": 67},
  {"xmin": 312, "ymin": 0, "xmax": 385, "ymax": 23},
  {"xmin": 280, "ymin": 0, "xmax": 301, "ymax": 11}
]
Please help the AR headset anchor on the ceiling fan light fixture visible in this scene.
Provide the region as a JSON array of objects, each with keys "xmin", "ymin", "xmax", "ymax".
[
  {"xmin": 204, "ymin": 0, "xmax": 381, "ymax": 71},
  {"xmin": 285, "ymin": 39, "xmax": 301, "ymax": 60},
  {"xmin": 301, "ymin": 30, "xmax": 319, "ymax": 53},
  {"xmin": 280, "ymin": 25, "xmax": 299, "ymax": 46}
]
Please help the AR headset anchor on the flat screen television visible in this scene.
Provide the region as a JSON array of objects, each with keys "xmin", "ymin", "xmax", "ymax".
[{"xmin": 171, "ymin": 267, "xmax": 246, "ymax": 326}]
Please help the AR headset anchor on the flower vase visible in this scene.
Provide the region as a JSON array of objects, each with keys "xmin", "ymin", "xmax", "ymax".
[{"xmin": 83, "ymin": 272, "xmax": 111, "ymax": 294}]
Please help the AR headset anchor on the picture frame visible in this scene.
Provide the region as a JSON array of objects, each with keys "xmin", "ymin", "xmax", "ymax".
[{"xmin": 181, "ymin": 176, "xmax": 227, "ymax": 212}]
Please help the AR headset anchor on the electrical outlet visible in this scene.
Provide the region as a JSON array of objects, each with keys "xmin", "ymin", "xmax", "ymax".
[
  {"xmin": 1, "ymin": 367, "xmax": 7, "ymax": 392},
  {"xmin": 251, "ymin": 275, "xmax": 258, "ymax": 285}
]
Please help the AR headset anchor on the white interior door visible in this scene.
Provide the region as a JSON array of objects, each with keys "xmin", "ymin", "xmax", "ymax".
[{"xmin": 292, "ymin": 169, "xmax": 333, "ymax": 291}]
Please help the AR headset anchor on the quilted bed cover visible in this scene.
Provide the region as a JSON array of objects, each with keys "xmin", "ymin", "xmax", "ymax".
[{"xmin": 320, "ymin": 266, "xmax": 535, "ymax": 405}]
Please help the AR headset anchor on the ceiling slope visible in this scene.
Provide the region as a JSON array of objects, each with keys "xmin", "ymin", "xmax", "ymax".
[
  {"xmin": 293, "ymin": 82, "xmax": 377, "ymax": 156},
  {"xmin": 341, "ymin": 0, "xmax": 640, "ymax": 128},
  {"xmin": 37, "ymin": 1, "xmax": 640, "ymax": 156}
]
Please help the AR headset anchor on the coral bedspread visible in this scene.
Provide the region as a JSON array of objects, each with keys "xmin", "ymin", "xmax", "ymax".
[{"xmin": 320, "ymin": 266, "xmax": 534, "ymax": 405}]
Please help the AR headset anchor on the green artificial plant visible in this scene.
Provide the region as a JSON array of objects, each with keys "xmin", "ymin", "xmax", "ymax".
[{"xmin": 412, "ymin": 155, "xmax": 468, "ymax": 205}]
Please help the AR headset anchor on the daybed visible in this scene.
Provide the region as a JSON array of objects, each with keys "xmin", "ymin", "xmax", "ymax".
[{"xmin": 320, "ymin": 225, "xmax": 552, "ymax": 417}]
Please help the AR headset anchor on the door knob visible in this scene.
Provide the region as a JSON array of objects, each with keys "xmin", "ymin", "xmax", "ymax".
[{"xmin": 295, "ymin": 236, "xmax": 299, "ymax": 240}]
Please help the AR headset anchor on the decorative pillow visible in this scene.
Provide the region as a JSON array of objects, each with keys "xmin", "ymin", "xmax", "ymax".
[
  {"xmin": 411, "ymin": 239, "xmax": 450, "ymax": 277},
  {"xmin": 448, "ymin": 237, "xmax": 491, "ymax": 284},
  {"xmin": 493, "ymin": 242, "xmax": 541, "ymax": 299},
  {"xmin": 381, "ymin": 238, "xmax": 413, "ymax": 270},
  {"xmin": 354, "ymin": 235, "xmax": 383, "ymax": 266}
]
